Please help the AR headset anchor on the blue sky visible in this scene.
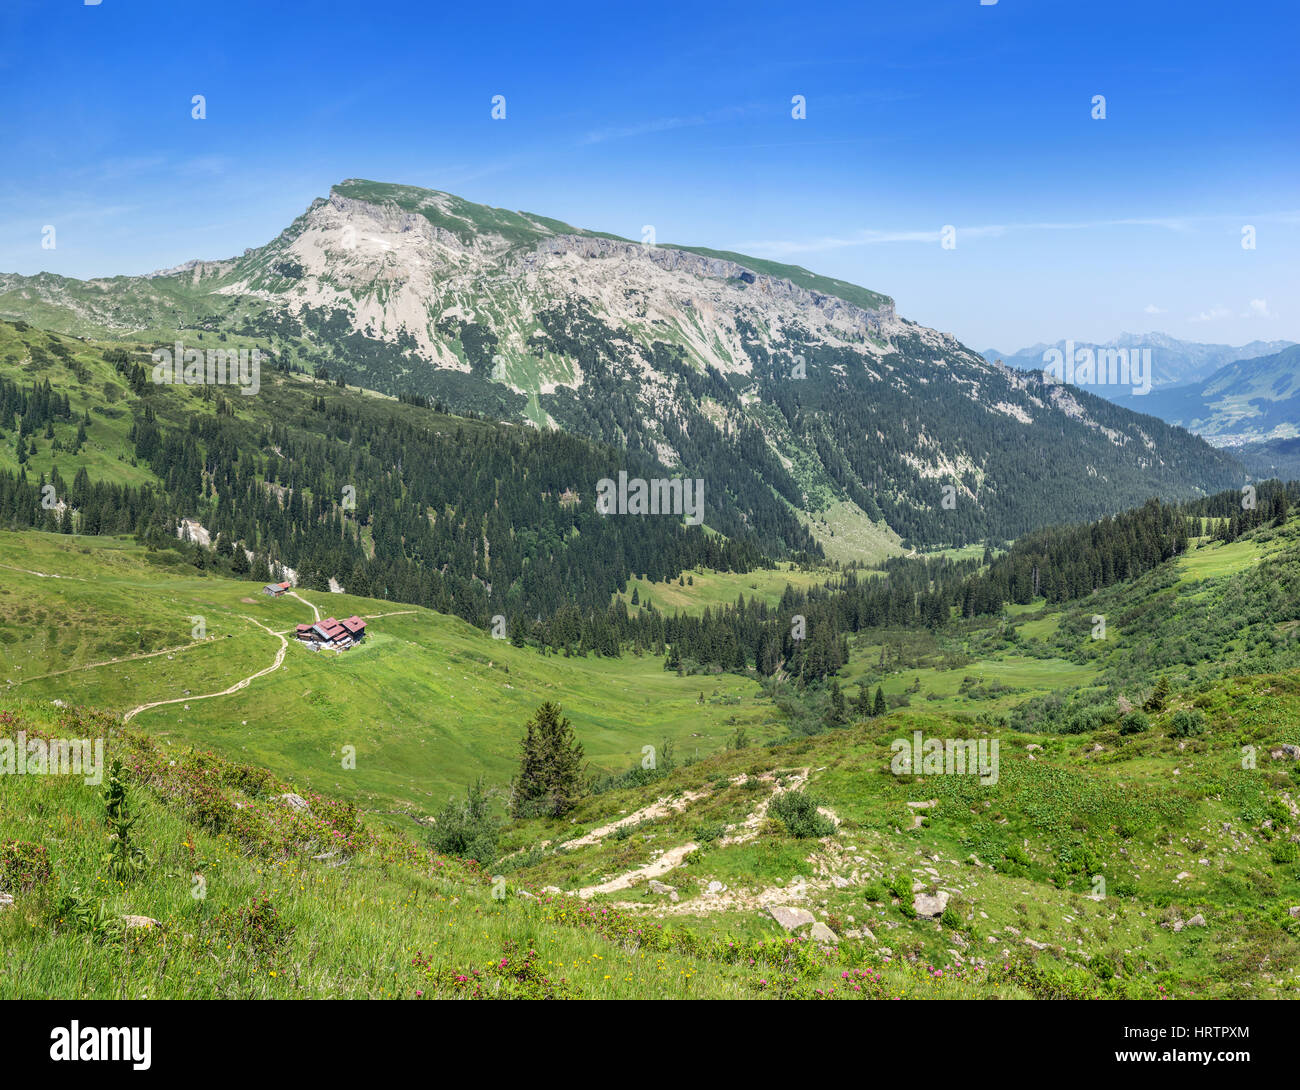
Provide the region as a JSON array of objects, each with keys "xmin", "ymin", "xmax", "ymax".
[{"xmin": 1, "ymin": 0, "xmax": 1296, "ymax": 350}]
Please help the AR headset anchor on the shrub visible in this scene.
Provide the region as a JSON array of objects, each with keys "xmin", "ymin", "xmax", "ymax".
[
  {"xmin": 0, "ymin": 840, "xmax": 53, "ymax": 892},
  {"xmin": 1170, "ymin": 709, "xmax": 1206, "ymax": 738},
  {"xmin": 1059, "ymin": 706, "xmax": 1109, "ymax": 735},
  {"xmin": 212, "ymin": 894, "xmax": 294, "ymax": 960},
  {"xmin": 768, "ymin": 790, "xmax": 835, "ymax": 839},
  {"xmin": 430, "ymin": 778, "xmax": 500, "ymax": 864},
  {"xmin": 1119, "ymin": 710, "xmax": 1150, "ymax": 736}
]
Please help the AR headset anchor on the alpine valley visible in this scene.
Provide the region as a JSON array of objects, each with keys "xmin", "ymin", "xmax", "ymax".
[{"xmin": 3, "ymin": 180, "xmax": 1299, "ymax": 1006}]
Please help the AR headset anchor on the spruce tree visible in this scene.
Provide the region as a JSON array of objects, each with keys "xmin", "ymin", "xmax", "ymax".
[
  {"xmin": 872, "ymin": 685, "xmax": 887, "ymax": 717},
  {"xmin": 854, "ymin": 685, "xmax": 872, "ymax": 718},
  {"xmin": 511, "ymin": 702, "xmax": 586, "ymax": 818}
]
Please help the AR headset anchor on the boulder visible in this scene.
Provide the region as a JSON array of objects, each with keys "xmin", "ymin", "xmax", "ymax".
[
  {"xmin": 122, "ymin": 915, "xmax": 160, "ymax": 929},
  {"xmin": 276, "ymin": 793, "xmax": 311, "ymax": 812},
  {"xmin": 648, "ymin": 879, "xmax": 673, "ymax": 895},
  {"xmin": 807, "ymin": 922, "xmax": 839, "ymax": 944},
  {"xmin": 913, "ymin": 890, "xmax": 950, "ymax": 919},
  {"xmin": 768, "ymin": 905, "xmax": 816, "ymax": 931},
  {"xmin": 1186, "ymin": 913, "xmax": 1206, "ymax": 927}
]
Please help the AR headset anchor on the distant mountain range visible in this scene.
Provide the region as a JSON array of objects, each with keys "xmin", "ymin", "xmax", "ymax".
[
  {"xmin": 0, "ymin": 179, "xmax": 1244, "ymax": 551},
  {"xmin": 982, "ymin": 333, "xmax": 1296, "ymax": 395},
  {"xmin": 983, "ymin": 334, "xmax": 1299, "ymax": 447},
  {"xmin": 1145, "ymin": 343, "xmax": 1300, "ymax": 444}
]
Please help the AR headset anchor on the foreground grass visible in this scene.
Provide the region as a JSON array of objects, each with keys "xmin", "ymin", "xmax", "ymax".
[{"xmin": 0, "ymin": 703, "xmax": 1013, "ymax": 999}]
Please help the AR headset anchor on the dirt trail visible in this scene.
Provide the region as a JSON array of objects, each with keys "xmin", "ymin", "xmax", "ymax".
[
  {"xmin": 718, "ymin": 768, "xmax": 811, "ymax": 845},
  {"xmin": 287, "ymin": 590, "xmax": 320, "ymax": 622},
  {"xmin": 9, "ymin": 638, "xmax": 212, "ymax": 687},
  {"xmin": 577, "ymin": 842, "xmax": 700, "ymax": 899},
  {"xmin": 564, "ymin": 786, "xmax": 716, "ymax": 850},
  {"xmin": 566, "ymin": 768, "xmax": 814, "ymax": 900},
  {"xmin": 0, "ymin": 562, "xmax": 81, "ymax": 581},
  {"xmin": 123, "ymin": 617, "xmax": 287, "ymax": 723}
]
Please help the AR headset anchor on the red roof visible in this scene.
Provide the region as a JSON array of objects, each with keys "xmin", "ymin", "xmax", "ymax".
[
  {"xmin": 277, "ymin": 581, "xmax": 291, "ymax": 589},
  {"xmin": 340, "ymin": 615, "xmax": 366, "ymax": 635}
]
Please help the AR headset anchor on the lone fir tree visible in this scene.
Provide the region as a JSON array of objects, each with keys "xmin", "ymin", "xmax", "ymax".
[{"xmin": 511, "ymin": 701, "xmax": 586, "ymax": 818}]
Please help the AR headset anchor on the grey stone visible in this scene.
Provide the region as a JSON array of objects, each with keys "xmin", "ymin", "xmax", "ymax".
[
  {"xmin": 767, "ymin": 905, "xmax": 816, "ymax": 931},
  {"xmin": 808, "ymin": 922, "xmax": 839, "ymax": 944},
  {"xmin": 913, "ymin": 890, "xmax": 950, "ymax": 919}
]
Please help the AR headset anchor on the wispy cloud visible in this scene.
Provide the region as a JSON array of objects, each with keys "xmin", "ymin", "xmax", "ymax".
[
  {"xmin": 579, "ymin": 104, "xmax": 756, "ymax": 145},
  {"xmin": 741, "ymin": 215, "xmax": 1200, "ymax": 256}
]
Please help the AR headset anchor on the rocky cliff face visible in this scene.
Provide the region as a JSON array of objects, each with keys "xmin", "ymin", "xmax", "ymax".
[{"xmin": 0, "ymin": 179, "xmax": 1242, "ymax": 554}]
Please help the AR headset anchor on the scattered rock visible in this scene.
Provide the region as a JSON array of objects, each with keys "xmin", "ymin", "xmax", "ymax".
[
  {"xmin": 0, "ymin": 892, "xmax": 13, "ymax": 909},
  {"xmin": 768, "ymin": 905, "xmax": 816, "ymax": 931},
  {"xmin": 648, "ymin": 880, "xmax": 673, "ymax": 896},
  {"xmin": 1270, "ymin": 745, "xmax": 1300, "ymax": 761},
  {"xmin": 706, "ymin": 880, "xmax": 726, "ymax": 894},
  {"xmin": 1186, "ymin": 913, "xmax": 1206, "ymax": 927},
  {"xmin": 1025, "ymin": 744, "xmax": 1042, "ymax": 752},
  {"xmin": 1025, "ymin": 938, "xmax": 1050, "ymax": 951},
  {"xmin": 807, "ymin": 921, "xmax": 839, "ymax": 945},
  {"xmin": 913, "ymin": 891, "xmax": 950, "ymax": 919},
  {"xmin": 516, "ymin": 889, "xmax": 537, "ymax": 901},
  {"xmin": 1289, "ymin": 906, "xmax": 1300, "ymax": 919},
  {"xmin": 122, "ymin": 915, "xmax": 159, "ymax": 929},
  {"xmin": 906, "ymin": 800, "xmax": 937, "ymax": 809},
  {"xmin": 276, "ymin": 793, "xmax": 311, "ymax": 813}
]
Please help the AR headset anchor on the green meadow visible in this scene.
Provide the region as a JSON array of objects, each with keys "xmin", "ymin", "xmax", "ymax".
[{"xmin": 1, "ymin": 531, "xmax": 775, "ymax": 821}]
